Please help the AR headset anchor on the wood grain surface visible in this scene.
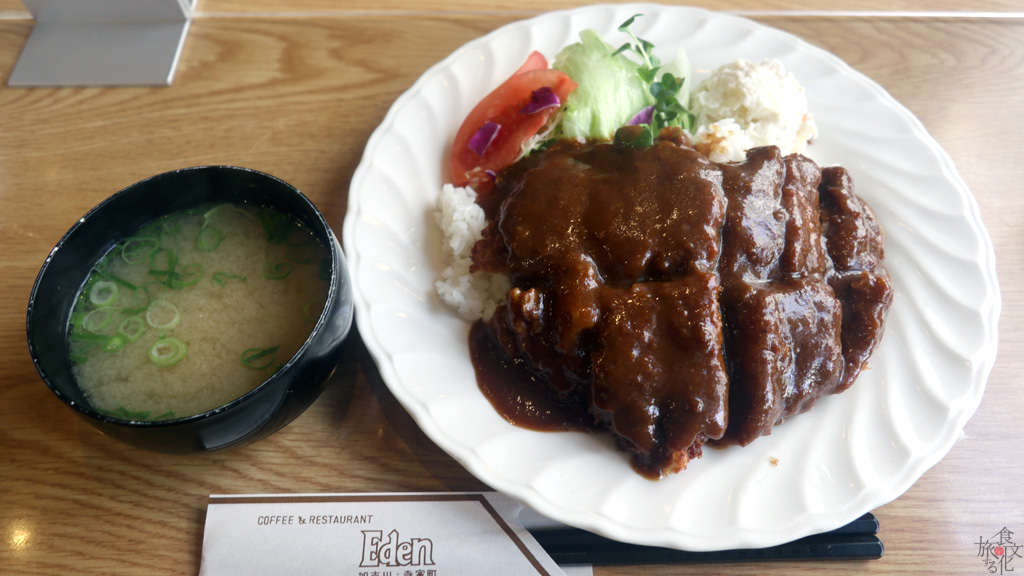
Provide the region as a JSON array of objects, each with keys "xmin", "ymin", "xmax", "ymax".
[
  {"xmin": 4, "ymin": 0, "xmax": 1024, "ymax": 16},
  {"xmin": 199, "ymin": 0, "xmax": 1024, "ymax": 14},
  {"xmin": 1, "ymin": 7, "xmax": 1022, "ymax": 576}
]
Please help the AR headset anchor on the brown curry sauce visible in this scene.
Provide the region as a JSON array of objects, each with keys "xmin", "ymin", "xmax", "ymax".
[{"xmin": 468, "ymin": 127, "xmax": 892, "ymax": 479}]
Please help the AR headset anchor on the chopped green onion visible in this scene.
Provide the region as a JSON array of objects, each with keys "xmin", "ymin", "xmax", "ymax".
[
  {"xmin": 69, "ymin": 331, "xmax": 109, "ymax": 343},
  {"xmin": 82, "ymin": 308, "xmax": 114, "ymax": 333},
  {"xmin": 149, "ymin": 247, "xmax": 177, "ymax": 275},
  {"xmin": 212, "ymin": 271, "xmax": 247, "ymax": 287},
  {"xmin": 262, "ymin": 261, "xmax": 292, "ymax": 279},
  {"xmin": 258, "ymin": 208, "xmax": 292, "ymax": 244},
  {"xmin": 69, "ymin": 340, "xmax": 100, "ymax": 363},
  {"xmin": 77, "ymin": 276, "xmax": 100, "ymax": 306},
  {"xmin": 241, "ymin": 346, "xmax": 279, "ymax": 370},
  {"xmin": 204, "ymin": 203, "xmax": 255, "ymax": 226},
  {"xmin": 95, "ymin": 269, "xmax": 138, "ymax": 291},
  {"xmin": 114, "ymin": 406, "xmax": 152, "ymax": 420},
  {"xmin": 100, "ymin": 405, "xmax": 174, "ymax": 421},
  {"xmin": 94, "ymin": 250, "xmax": 118, "ymax": 272},
  {"xmin": 302, "ymin": 297, "xmax": 325, "ymax": 322},
  {"xmin": 149, "ymin": 337, "xmax": 187, "ymax": 367},
  {"xmin": 203, "ymin": 204, "xmax": 230, "ymax": 221},
  {"xmin": 145, "ymin": 299, "xmax": 181, "ymax": 330},
  {"xmin": 147, "ymin": 274, "xmax": 174, "ymax": 286},
  {"xmin": 159, "ymin": 216, "xmax": 182, "ymax": 236},
  {"xmin": 148, "ymin": 248, "xmax": 202, "ymax": 290},
  {"xmin": 138, "ymin": 214, "xmax": 180, "ymax": 239},
  {"xmin": 89, "ymin": 280, "xmax": 119, "ymax": 308},
  {"xmin": 196, "ymin": 225, "xmax": 222, "ymax": 252},
  {"xmin": 117, "ymin": 315, "xmax": 146, "ymax": 342},
  {"xmin": 103, "ymin": 334, "xmax": 126, "ymax": 353},
  {"xmin": 169, "ymin": 262, "xmax": 204, "ymax": 289},
  {"xmin": 123, "ymin": 281, "xmax": 160, "ymax": 314}
]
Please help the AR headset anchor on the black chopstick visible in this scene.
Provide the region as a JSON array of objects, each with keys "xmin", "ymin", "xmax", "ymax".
[{"xmin": 528, "ymin": 512, "xmax": 883, "ymax": 565}]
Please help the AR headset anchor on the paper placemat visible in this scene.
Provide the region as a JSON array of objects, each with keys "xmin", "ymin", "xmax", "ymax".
[{"xmin": 200, "ymin": 492, "xmax": 592, "ymax": 576}]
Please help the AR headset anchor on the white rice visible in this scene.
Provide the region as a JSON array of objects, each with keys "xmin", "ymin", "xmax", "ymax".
[
  {"xmin": 434, "ymin": 184, "xmax": 509, "ymax": 320},
  {"xmin": 690, "ymin": 58, "xmax": 817, "ymax": 163}
]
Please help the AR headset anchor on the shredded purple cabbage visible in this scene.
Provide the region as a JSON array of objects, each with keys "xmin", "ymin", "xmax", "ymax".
[
  {"xmin": 485, "ymin": 169, "xmax": 497, "ymax": 182},
  {"xmin": 627, "ymin": 105, "xmax": 655, "ymax": 127},
  {"xmin": 520, "ymin": 87, "xmax": 561, "ymax": 115},
  {"xmin": 468, "ymin": 122, "xmax": 501, "ymax": 157}
]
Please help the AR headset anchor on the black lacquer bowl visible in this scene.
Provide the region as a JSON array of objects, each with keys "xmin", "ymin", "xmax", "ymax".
[{"xmin": 26, "ymin": 166, "xmax": 354, "ymax": 452}]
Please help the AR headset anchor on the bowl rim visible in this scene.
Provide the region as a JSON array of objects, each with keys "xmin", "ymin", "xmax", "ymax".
[{"xmin": 26, "ymin": 164, "xmax": 347, "ymax": 429}]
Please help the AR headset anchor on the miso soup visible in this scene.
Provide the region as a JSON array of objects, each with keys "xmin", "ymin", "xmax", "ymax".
[{"xmin": 67, "ymin": 202, "xmax": 331, "ymax": 420}]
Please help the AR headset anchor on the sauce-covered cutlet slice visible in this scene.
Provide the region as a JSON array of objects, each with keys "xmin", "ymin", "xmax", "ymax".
[
  {"xmin": 484, "ymin": 128, "xmax": 730, "ymax": 477},
  {"xmin": 715, "ymin": 147, "xmax": 845, "ymax": 446}
]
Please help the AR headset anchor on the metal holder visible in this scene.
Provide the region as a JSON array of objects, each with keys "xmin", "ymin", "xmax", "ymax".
[{"xmin": 8, "ymin": 0, "xmax": 195, "ymax": 86}]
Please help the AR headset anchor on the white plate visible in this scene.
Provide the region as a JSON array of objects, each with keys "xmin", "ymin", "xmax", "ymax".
[{"xmin": 343, "ymin": 3, "xmax": 1000, "ymax": 551}]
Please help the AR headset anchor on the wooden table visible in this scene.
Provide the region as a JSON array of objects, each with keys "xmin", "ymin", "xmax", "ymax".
[{"xmin": 2, "ymin": 2, "xmax": 1022, "ymax": 574}]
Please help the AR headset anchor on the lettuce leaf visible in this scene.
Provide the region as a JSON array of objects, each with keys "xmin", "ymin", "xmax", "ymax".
[{"xmin": 552, "ymin": 29, "xmax": 654, "ymax": 141}]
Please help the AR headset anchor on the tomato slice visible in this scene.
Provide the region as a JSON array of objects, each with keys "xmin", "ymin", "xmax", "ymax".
[
  {"xmin": 512, "ymin": 50, "xmax": 549, "ymax": 75},
  {"xmin": 450, "ymin": 52, "xmax": 577, "ymax": 195}
]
